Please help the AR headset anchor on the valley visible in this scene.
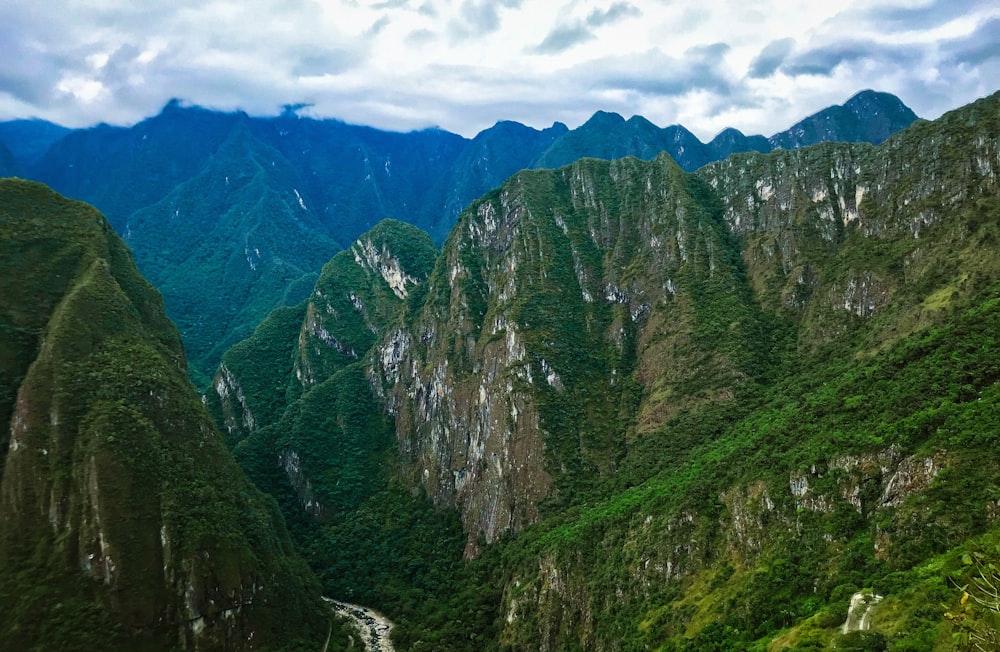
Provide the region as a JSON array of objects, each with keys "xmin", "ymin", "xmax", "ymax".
[{"xmin": 1, "ymin": 88, "xmax": 998, "ymax": 650}]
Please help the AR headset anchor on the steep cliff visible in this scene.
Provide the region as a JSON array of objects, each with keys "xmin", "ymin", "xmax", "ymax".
[
  {"xmin": 211, "ymin": 91, "xmax": 997, "ymax": 650},
  {"xmin": 486, "ymin": 92, "xmax": 1000, "ymax": 650},
  {"xmin": 214, "ymin": 220, "xmax": 495, "ymax": 647},
  {"xmin": 0, "ymin": 179, "xmax": 329, "ymax": 651},
  {"xmin": 371, "ymin": 153, "xmax": 768, "ymax": 553}
]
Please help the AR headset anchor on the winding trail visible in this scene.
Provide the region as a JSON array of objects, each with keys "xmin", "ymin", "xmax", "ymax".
[{"xmin": 322, "ymin": 597, "xmax": 395, "ymax": 652}]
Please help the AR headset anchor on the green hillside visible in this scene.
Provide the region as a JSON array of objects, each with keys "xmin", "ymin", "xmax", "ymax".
[
  {"xmin": 0, "ymin": 179, "xmax": 336, "ymax": 651},
  {"xmin": 219, "ymin": 91, "xmax": 1000, "ymax": 651}
]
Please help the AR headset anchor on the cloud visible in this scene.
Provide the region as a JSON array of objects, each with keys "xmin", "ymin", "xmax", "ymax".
[
  {"xmin": 0, "ymin": 0, "xmax": 997, "ymax": 144},
  {"xmin": 575, "ymin": 44, "xmax": 734, "ymax": 97},
  {"xmin": 851, "ymin": 0, "xmax": 984, "ymax": 31},
  {"xmin": 532, "ymin": 24, "xmax": 595, "ymax": 54},
  {"xmin": 532, "ymin": 1, "xmax": 641, "ymax": 54},
  {"xmin": 778, "ymin": 41, "xmax": 918, "ymax": 77},
  {"xmin": 449, "ymin": 0, "xmax": 521, "ymax": 39},
  {"xmin": 942, "ymin": 16, "xmax": 1000, "ymax": 66},
  {"xmin": 748, "ymin": 38, "xmax": 795, "ymax": 78},
  {"xmin": 586, "ymin": 2, "xmax": 640, "ymax": 28}
]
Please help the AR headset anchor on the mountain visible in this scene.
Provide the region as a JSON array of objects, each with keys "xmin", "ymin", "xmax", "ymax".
[
  {"xmin": 11, "ymin": 91, "xmax": 918, "ymax": 385},
  {"xmin": 0, "ymin": 141, "xmax": 15, "ymax": 177},
  {"xmin": 533, "ymin": 89, "xmax": 919, "ymax": 173},
  {"xmin": 209, "ymin": 220, "xmax": 500, "ymax": 647},
  {"xmin": 125, "ymin": 121, "xmax": 340, "ymax": 386},
  {"xmin": 219, "ymin": 90, "xmax": 999, "ymax": 650},
  {"xmin": 0, "ymin": 179, "xmax": 332, "ymax": 651},
  {"xmin": 769, "ymin": 89, "xmax": 920, "ymax": 150},
  {"xmin": 30, "ymin": 101, "xmax": 243, "ymax": 234},
  {"xmin": 707, "ymin": 126, "xmax": 771, "ymax": 160},
  {"xmin": 0, "ymin": 119, "xmax": 71, "ymax": 166},
  {"xmin": 247, "ymin": 109, "xmax": 468, "ymax": 244},
  {"xmin": 432, "ymin": 119, "xmax": 568, "ymax": 240}
]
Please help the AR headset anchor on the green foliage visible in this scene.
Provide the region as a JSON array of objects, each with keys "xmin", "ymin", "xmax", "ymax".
[{"xmin": 0, "ymin": 179, "xmax": 332, "ymax": 651}]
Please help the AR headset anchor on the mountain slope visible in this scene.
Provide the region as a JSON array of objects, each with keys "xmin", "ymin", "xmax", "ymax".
[
  {"xmin": 432, "ymin": 119, "xmax": 568, "ymax": 241},
  {"xmin": 534, "ymin": 90, "xmax": 918, "ymax": 172},
  {"xmin": 212, "ymin": 220, "xmax": 500, "ymax": 647},
  {"xmin": 210, "ymin": 90, "xmax": 997, "ymax": 650},
  {"xmin": 30, "ymin": 102, "xmax": 241, "ymax": 234},
  {"xmin": 126, "ymin": 121, "xmax": 340, "ymax": 385},
  {"xmin": 16, "ymin": 92, "xmax": 918, "ymax": 388},
  {"xmin": 484, "ymin": 91, "xmax": 999, "ymax": 650},
  {"xmin": 0, "ymin": 142, "xmax": 15, "ymax": 177},
  {"xmin": 769, "ymin": 89, "xmax": 919, "ymax": 150},
  {"xmin": 0, "ymin": 179, "xmax": 330, "ymax": 651},
  {"xmin": 0, "ymin": 119, "xmax": 71, "ymax": 167}
]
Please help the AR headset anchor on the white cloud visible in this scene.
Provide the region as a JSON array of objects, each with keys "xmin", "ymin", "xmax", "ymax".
[{"xmin": 0, "ymin": 0, "xmax": 996, "ymax": 140}]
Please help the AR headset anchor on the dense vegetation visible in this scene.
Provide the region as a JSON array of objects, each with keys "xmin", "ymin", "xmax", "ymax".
[
  {"xmin": 213, "ymin": 91, "xmax": 997, "ymax": 651},
  {"xmin": 0, "ymin": 179, "xmax": 334, "ymax": 651},
  {"xmin": 0, "ymin": 91, "xmax": 915, "ymax": 384},
  {"xmin": 0, "ymin": 89, "xmax": 974, "ymax": 650}
]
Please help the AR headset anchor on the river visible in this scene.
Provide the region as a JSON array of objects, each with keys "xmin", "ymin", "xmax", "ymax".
[{"xmin": 322, "ymin": 597, "xmax": 395, "ymax": 652}]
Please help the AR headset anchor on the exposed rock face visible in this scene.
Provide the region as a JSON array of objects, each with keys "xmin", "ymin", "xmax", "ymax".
[
  {"xmin": 488, "ymin": 92, "xmax": 1000, "ymax": 650},
  {"xmin": 497, "ymin": 446, "xmax": 953, "ymax": 648},
  {"xmin": 212, "ymin": 219, "xmax": 437, "ymax": 523},
  {"xmin": 371, "ymin": 155, "xmax": 760, "ymax": 552},
  {"xmin": 0, "ymin": 179, "xmax": 325, "ymax": 651},
  {"xmin": 698, "ymin": 91, "xmax": 1000, "ymax": 347}
]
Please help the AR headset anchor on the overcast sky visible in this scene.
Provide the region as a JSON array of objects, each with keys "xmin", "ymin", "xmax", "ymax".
[{"xmin": 1, "ymin": 0, "xmax": 998, "ymax": 140}]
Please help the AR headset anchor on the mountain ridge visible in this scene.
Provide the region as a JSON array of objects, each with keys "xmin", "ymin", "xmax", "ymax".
[
  {"xmin": 213, "ymin": 89, "xmax": 1000, "ymax": 650},
  {"xmin": 0, "ymin": 178, "xmax": 333, "ymax": 650},
  {"xmin": 0, "ymin": 90, "xmax": 920, "ymax": 383}
]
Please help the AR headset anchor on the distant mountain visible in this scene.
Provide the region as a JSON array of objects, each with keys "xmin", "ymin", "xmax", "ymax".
[
  {"xmin": 30, "ymin": 102, "xmax": 242, "ymax": 234},
  {"xmin": 432, "ymin": 119, "xmax": 568, "ymax": 239},
  {"xmin": 707, "ymin": 127, "xmax": 771, "ymax": 160},
  {"xmin": 0, "ymin": 142, "xmax": 15, "ymax": 176},
  {"xmin": 9, "ymin": 91, "xmax": 919, "ymax": 382},
  {"xmin": 0, "ymin": 179, "xmax": 331, "ymax": 651},
  {"xmin": 0, "ymin": 119, "xmax": 71, "ymax": 166},
  {"xmin": 533, "ymin": 89, "xmax": 919, "ymax": 172},
  {"xmin": 769, "ymin": 89, "xmax": 920, "ymax": 150},
  {"xmin": 126, "ymin": 122, "xmax": 340, "ymax": 385}
]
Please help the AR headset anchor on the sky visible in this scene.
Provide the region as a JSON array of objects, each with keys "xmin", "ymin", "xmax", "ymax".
[{"xmin": 1, "ymin": 0, "xmax": 998, "ymax": 141}]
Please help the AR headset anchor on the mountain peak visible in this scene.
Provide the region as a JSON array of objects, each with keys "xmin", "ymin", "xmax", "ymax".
[
  {"xmin": 583, "ymin": 110, "xmax": 626, "ymax": 127},
  {"xmin": 770, "ymin": 89, "xmax": 918, "ymax": 150}
]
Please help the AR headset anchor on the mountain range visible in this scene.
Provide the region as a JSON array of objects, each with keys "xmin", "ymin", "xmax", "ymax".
[
  {"xmin": 4, "ymin": 88, "xmax": 996, "ymax": 651},
  {"xmin": 0, "ymin": 90, "xmax": 917, "ymax": 384},
  {"xmin": 209, "ymin": 90, "xmax": 998, "ymax": 649}
]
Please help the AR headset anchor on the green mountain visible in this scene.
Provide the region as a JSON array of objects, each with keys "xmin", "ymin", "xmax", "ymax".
[
  {"xmin": 210, "ymin": 220, "xmax": 500, "ymax": 647},
  {"xmin": 532, "ymin": 90, "xmax": 918, "ymax": 173},
  {"xmin": 531, "ymin": 111, "xmax": 705, "ymax": 169},
  {"xmin": 769, "ymin": 89, "xmax": 920, "ymax": 150},
  {"xmin": 0, "ymin": 179, "xmax": 332, "ymax": 651},
  {"xmin": 125, "ymin": 121, "xmax": 340, "ymax": 387},
  {"xmin": 431, "ymin": 119, "xmax": 569, "ymax": 240},
  {"xmin": 30, "ymin": 102, "xmax": 242, "ymax": 234},
  {"xmin": 708, "ymin": 127, "xmax": 772, "ymax": 160},
  {"xmin": 0, "ymin": 118, "xmax": 71, "ymax": 166},
  {"xmin": 0, "ymin": 141, "xmax": 15, "ymax": 177},
  {"xmin": 9, "ymin": 92, "xmax": 916, "ymax": 386},
  {"xmin": 221, "ymin": 90, "xmax": 998, "ymax": 650}
]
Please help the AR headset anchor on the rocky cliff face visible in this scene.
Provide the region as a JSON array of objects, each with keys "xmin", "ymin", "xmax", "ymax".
[
  {"xmin": 497, "ymin": 446, "xmax": 961, "ymax": 650},
  {"xmin": 487, "ymin": 91, "xmax": 1000, "ymax": 650},
  {"xmin": 699, "ymin": 91, "xmax": 999, "ymax": 348},
  {"xmin": 371, "ymin": 154, "xmax": 765, "ymax": 553},
  {"xmin": 0, "ymin": 179, "xmax": 326, "ymax": 651},
  {"xmin": 213, "ymin": 219, "xmax": 437, "ymax": 526},
  {"xmin": 359, "ymin": 90, "xmax": 998, "ymax": 605}
]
